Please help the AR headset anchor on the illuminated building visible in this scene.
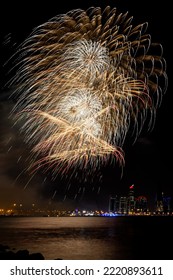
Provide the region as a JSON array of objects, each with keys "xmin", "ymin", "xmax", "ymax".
[
  {"xmin": 156, "ymin": 192, "xmax": 172, "ymax": 214},
  {"xmin": 119, "ymin": 197, "xmax": 127, "ymax": 214},
  {"xmin": 108, "ymin": 183, "xmax": 151, "ymax": 215},
  {"xmin": 136, "ymin": 196, "xmax": 148, "ymax": 213},
  {"xmin": 162, "ymin": 195, "xmax": 172, "ymax": 213},
  {"xmin": 127, "ymin": 184, "xmax": 135, "ymax": 214},
  {"xmin": 109, "ymin": 196, "xmax": 119, "ymax": 213},
  {"xmin": 108, "ymin": 195, "xmax": 128, "ymax": 214}
]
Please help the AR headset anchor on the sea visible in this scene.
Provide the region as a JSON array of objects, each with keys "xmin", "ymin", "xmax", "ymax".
[{"xmin": 0, "ymin": 216, "xmax": 173, "ymax": 260}]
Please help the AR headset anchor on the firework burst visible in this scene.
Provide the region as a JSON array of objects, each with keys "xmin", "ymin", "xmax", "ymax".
[{"xmin": 9, "ymin": 6, "xmax": 167, "ymax": 177}]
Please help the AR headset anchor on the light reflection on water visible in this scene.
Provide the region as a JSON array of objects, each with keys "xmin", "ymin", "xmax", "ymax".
[{"xmin": 0, "ymin": 216, "xmax": 172, "ymax": 259}]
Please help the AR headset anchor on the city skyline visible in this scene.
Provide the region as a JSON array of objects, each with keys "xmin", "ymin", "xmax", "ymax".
[
  {"xmin": 0, "ymin": 0, "xmax": 172, "ymax": 211},
  {"xmin": 1, "ymin": 183, "xmax": 172, "ymax": 215}
]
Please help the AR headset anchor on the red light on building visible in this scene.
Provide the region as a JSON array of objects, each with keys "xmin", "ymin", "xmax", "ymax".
[{"xmin": 129, "ymin": 184, "xmax": 134, "ymax": 189}]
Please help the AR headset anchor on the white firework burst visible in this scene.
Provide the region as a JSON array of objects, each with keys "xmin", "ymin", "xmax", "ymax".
[{"xmin": 62, "ymin": 39, "xmax": 110, "ymax": 77}]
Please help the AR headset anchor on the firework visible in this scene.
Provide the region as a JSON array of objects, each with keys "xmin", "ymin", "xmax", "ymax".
[{"xmin": 9, "ymin": 6, "xmax": 167, "ymax": 176}]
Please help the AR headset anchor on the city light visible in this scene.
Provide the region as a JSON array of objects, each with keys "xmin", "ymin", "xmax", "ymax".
[{"xmin": 0, "ymin": 186, "xmax": 172, "ymax": 217}]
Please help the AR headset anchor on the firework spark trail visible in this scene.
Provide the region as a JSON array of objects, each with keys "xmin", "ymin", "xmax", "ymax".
[{"xmin": 9, "ymin": 6, "xmax": 167, "ymax": 177}]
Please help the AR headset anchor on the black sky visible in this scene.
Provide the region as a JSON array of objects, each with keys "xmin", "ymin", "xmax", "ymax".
[{"xmin": 0, "ymin": 0, "xmax": 172, "ymax": 210}]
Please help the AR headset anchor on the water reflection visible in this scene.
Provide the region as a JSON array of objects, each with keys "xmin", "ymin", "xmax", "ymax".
[{"xmin": 0, "ymin": 216, "xmax": 173, "ymax": 259}]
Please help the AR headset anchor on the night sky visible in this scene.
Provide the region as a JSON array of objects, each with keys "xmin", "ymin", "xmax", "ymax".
[{"xmin": 0, "ymin": 0, "xmax": 172, "ymax": 211}]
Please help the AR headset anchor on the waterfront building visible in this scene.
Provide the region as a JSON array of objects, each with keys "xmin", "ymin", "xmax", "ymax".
[
  {"xmin": 108, "ymin": 196, "xmax": 119, "ymax": 213},
  {"xmin": 119, "ymin": 196, "xmax": 128, "ymax": 214},
  {"xmin": 135, "ymin": 196, "xmax": 148, "ymax": 213},
  {"xmin": 156, "ymin": 192, "xmax": 172, "ymax": 214},
  {"xmin": 127, "ymin": 184, "xmax": 135, "ymax": 214}
]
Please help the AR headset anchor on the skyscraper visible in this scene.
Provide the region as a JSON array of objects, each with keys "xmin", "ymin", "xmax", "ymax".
[
  {"xmin": 127, "ymin": 184, "xmax": 135, "ymax": 214},
  {"xmin": 136, "ymin": 196, "xmax": 148, "ymax": 213},
  {"xmin": 119, "ymin": 197, "xmax": 127, "ymax": 214},
  {"xmin": 108, "ymin": 196, "xmax": 119, "ymax": 213},
  {"xmin": 156, "ymin": 192, "xmax": 172, "ymax": 214}
]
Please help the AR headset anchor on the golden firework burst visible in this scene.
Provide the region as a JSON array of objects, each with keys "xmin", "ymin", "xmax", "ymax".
[{"xmin": 9, "ymin": 6, "xmax": 167, "ymax": 176}]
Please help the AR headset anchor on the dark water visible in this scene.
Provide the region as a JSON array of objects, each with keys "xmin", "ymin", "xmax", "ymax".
[{"xmin": 0, "ymin": 216, "xmax": 173, "ymax": 260}]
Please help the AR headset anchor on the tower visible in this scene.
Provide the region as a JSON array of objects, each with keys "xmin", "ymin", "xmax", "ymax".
[
  {"xmin": 109, "ymin": 196, "xmax": 119, "ymax": 213},
  {"xmin": 136, "ymin": 196, "xmax": 148, "ymax": 214},
  {"xmin": 156, "ymin": 191, "xmax": 164, "ymax": 213},
  {"xmin": 119, "ymin": 197, "xmax": 127, "ymax": 214},
  {"xmin": 127, "ymin": 184, "xmax": 135, "ymax": 214}
]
